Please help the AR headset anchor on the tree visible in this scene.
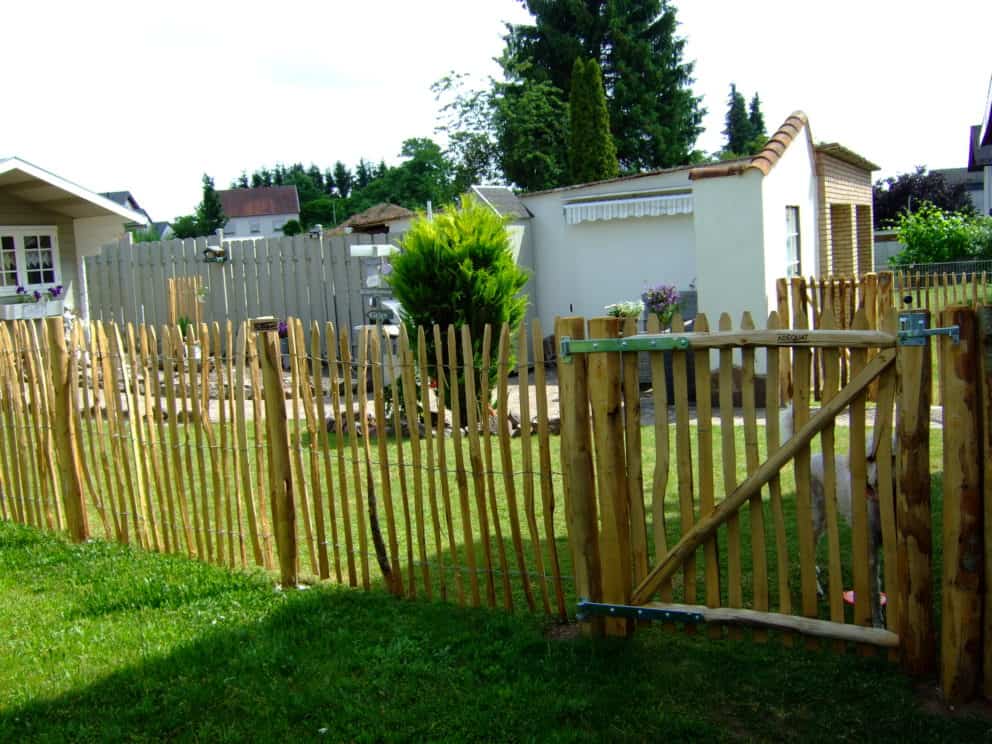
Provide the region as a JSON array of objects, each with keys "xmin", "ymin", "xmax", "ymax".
[
  {"xmin": 891, "ymin": 202, "xmax": 992, "ymax": 265},
  {"xmin": 748, "ymin": 93, "xmax": 766, "ymax": 149},
  {"xmin": 349, "ymin": 138, "xmax": 457, "ymax": 213},
  {"xmin": 388, "ymin": 196, "xmax": 528, "ymax": 423},
  {"xmin": 332, "ymin": 161, "xmax": 353, "ymax": 199},
  {"xmin": 281, "ymin": 219, "xmax": 304, "ymax": 237},
  {"xmin": 195, "ymin": 174, "xmax": 227, "ymax": 236},
  {"xmin": 873, "ymin": 166, "xmax": 976, "ymax": 228},
  {"xmin": 502, "ymin": 0, "xmax": 703, "ymax": 170},
  {"xmin": 171, "ymin": 215, "xmax": 199, "ymax": 239},
  {"xmin": 568, "ymin": 57, "xmax": 619, "ymax": 184},
  {"xmin": 723, "ymin": 84, "xmax": 752, "ymax": 155},
  {"xmin": 354, "ymin": 159, "xmax": 374, "ymax": 190},
  {"xmin": 300, "ymin": 197, "xmax": 342, "ymax": 228}
]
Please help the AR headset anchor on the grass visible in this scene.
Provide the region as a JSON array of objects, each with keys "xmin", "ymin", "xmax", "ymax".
[{"xmin": 1, "ymin": 520, "xmax": 987, "ymax": 743}]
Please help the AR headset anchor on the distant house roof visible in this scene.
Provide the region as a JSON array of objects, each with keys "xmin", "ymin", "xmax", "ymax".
[
  {"xmin": 814, "ymin": 143, "xmax": 879, "ymax": 172},
  {"xmin": 218, "ymin": 186, "xmax": 300, "ymax": 218},
  {"xmin": 340, "ymin": 203, "xmax": 414, "ymax": 230},
  {"xmin": 0, "ymin": 157, "xmax": 148, "ymax": 223},
  {"xmin": 471, "ymin": 186, "xmax": 532, "ymax": 219},
  {"xmin": 969, "ymin": 124, "xmax": 992, "ymax": 171},
  {"xmin": 101, "ymin": 190, "xmax": 153, "ymax": 223}
]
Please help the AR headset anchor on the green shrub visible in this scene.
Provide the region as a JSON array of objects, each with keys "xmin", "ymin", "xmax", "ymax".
[
  {"xmin": 891, "ymin": 201, "xmax": 992, "ymax": 265},
  {"xmin": 388, "ymin": 196, "xmax": 528, "ymax": 422}
]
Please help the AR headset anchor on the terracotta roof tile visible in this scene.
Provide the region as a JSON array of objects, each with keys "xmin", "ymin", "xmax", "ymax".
[
  {"xmin": 689, "ymin": 112, "xmax": 810, "ymax": 180},
  {"xmin": 218, "ymin": 186, "xmax": 300, "ymax": 218}
]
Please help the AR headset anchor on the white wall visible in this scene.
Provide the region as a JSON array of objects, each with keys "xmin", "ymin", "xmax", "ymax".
[
  {"xmin": 760, "ymin": 129, "xmax": 819, "ymax": 308},
  {"xmin": 224, "ymin": 212, "xmax": 298, "ymax": 239},
  {"xmin": 520, "ymin": 171, "xmax": 696, "ymax": 334},
  {"xmin": 72, "ymin": 214, "xmax": 132, "ymax": 317}
]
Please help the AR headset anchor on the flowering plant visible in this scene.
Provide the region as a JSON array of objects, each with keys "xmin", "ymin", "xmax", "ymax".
[
  {"xmin": 641, "ymin": 283, "xmax": 681, "ymax": 326},
  {"xmin": 604, "ymin": 300, "xmax": 644, "ymax": 318},
  {"xmin": 15, "ymin": 284, "xmax": 63, "ymax": 302},
  {"xmin": 277, "ymin": 320, "xmax": 289, "ymax": 339}
]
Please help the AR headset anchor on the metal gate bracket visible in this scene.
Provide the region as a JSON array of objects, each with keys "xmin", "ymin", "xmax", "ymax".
[
  {"xmin": 560, "ymin": 334, "xmax": 690, "ymax": 363},
  {"xmin": 576, "ymin": 599, "xmax": 704, "ymax": 624},
  {"xmin": 898, "ymin": 312, "xmax": 959, "ymax": 346}
]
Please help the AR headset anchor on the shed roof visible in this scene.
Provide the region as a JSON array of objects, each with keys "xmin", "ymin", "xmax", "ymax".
[
  {"xmin": 0, "ymin": 157, "xmax": 149, "ymax": 223},
  {"xmin": 471, "ymin": 186, "xmax": 532, "ymax": 218},
  {"xmin": 218, "ymin": 185, "xmax": 300, "ymax": 218},
  {"xmin": 815, "ymin": 143, "xmax": 879, "ymax": 171},
  {"xmin": 340, "ymin": 203, "xmax": 414, "ymax": 228}
]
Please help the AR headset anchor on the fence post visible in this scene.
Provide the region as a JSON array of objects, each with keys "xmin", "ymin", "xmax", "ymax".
[
  {"xmin": 46, "ymin": 317, "xmax": 89, "ymax": 542},
  {"xmin": 556, "ymin": 316, "xmax": 603, "ymax": 637},
  {"xmin": 977, "ymin": 306, "xmax": 992, "ymax": 700},
  {"xmin": 587, "ymin": 317, "xmax": 632, "ymax": 638},
  {"xmin": 776, "ymin": 278, "xmax": 791, "ymax": 403},
  {"xmin": 940, "ymin": 305, "xmax": 983, "ymax": 703},
  {"xmin": 895, "ymin": 309, "xmax": 935, "ymax": 676},
  {"xmin": 257, "ymin": 319, "xmax": 298, "ymax": 587}
]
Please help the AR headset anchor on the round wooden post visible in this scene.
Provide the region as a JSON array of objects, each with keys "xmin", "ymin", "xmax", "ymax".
[
  {"xmin": 46, "ymin": 317, "xmax": 89, "ymax": 543},
  {"xmin": 258, "ymin": 324, "xmax": 298, "ymax": 587},
  {"xmin": 556, "ymin": 317, "xmax": 603, "ymax": 637},
  {"xmin": 896, "ymin": 309, "xmax": 935, "ymax": 676},
  {"xmin": 940, "ymin": 306, "xmax": 983, "ymax": 703},
  {"xmin": 976, "ymin": 306, "xmax": 992, "ymax": 700}
]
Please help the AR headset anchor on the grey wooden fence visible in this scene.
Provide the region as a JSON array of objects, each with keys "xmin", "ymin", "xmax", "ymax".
[{"xmin": 83, "ymin": 232, "xmax": 398, "ymax": 341}]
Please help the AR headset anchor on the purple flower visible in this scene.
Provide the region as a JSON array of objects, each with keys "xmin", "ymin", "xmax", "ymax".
[
  {"xmin": 32, "ymin": 290, "xmax": 41, "ymax": 302},
  {"xmin": 47, "ymin": 285, "xmax": 63, "ymax": 300},
  {"xmin": 277, "ymin": 320, "xmax": 289, "ymax": 339},
  {"xmin": 15, "ymin": 286, "xmax": 25, "ymax": 295},
  {"xmin": 641, "ymin": 283, "xmax": 681, "ymax": 323}
]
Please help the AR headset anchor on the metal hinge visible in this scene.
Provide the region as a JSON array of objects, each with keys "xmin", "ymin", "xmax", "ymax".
[
  {"xmin": 898, "ymin": 311, "xmax": 959, "ymax": 346},
  {"xmin": 560, "ymin": 334, "xmax": 690, "ymax": 363},
  {"xmin": 576, "ymin": 599, "xmax": 705, "ymax": 624}
]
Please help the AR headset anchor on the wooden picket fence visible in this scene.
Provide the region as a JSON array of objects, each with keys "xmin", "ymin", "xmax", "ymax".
[
  {"xmin": 557, "ymin": 305, "xmax": 991, "ymax": 704},
  {"xmin": 167, "ymin": 276, "xmax": 204, "ymax": 327},
  {"xmin": 0, "ymin": 316, "xmax": 568, "ymax": 618}
]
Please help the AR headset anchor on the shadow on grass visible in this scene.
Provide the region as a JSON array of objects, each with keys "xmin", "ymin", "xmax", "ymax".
[{"xmin": 1, "ymin": 526, "xmax": 987, "ymax": 743}]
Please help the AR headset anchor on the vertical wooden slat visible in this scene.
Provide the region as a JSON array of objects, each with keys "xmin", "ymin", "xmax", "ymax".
[
  {"xmin": 342, "ymin": 326, "xmax": 371, "ymax": 589},
  {"xmin": 248, "ymin": 329, "xmax": 274, "ymax": 566},
  {"xmin": 211, "ymin": 323, "xmax": 235, "ymax": 565},
  {"xmin": 498, "ymin": 324, "xmax": 534, "ymax": 611},
  {"xmin": 141, "ymin": 326, "xmax": 174, "ymax": 554},
  {"xmin": 114, "ymin": 324, "xmax": 150, "ymax": 548},
  {"xmin": 419, "ymin": 327, "xmax": 447, "ymax": 599},
  {"xmin": 646, "ymin": 315, "xmax": 671, "ymax": 603},
  {"xmin": 818, "ymin": 311, "xmax": 845, "ymax": 636},
  {"xmin": 368, "ymin": 328, "xmax": 402, "ymax": 595},
  {"xmin": 74, "ymin": 323, "xmax": 111, "ymax": 539},
  {"xmin": 776, "ymin": 278, "xmax": 791, "ymax": 403},
  {"xmin": 233, "ymin": 322, "xmax": 264, "ymax": 566},
  {"xmin": 534, "ymin": 319, "xmax": 567, "ymax": 619},
  {"xmin": 517, "ymin": 323, "xmax": 550, "ymax": 614},
  {"xmin": 287, "ymin": 319, "xmax": 318, "ymax": 576},
  {"xmin": 849, "ymin": 309, "xmax": 872, "ymax": 632},
  {"xmin": 587, "ymin": 317, "xmax": 632, "ymax": 637},
  {"xmin": 792, "ymin": 309, "xmax": 817, "ymax": 625},
  {"xmin": 434, "ymin": 325, "xmax": 464, "ymax": 604},
  {"xmin": 740, "ymin": 312, "xmax": 767, "ymax": 634},
  {"xmin": 128, "ymin": 324, "xmax": 161, "ymax": 552},
  {"xmin": 978, "ymin": 306, "xmax": 992, "ymax": 697},
  {"xmin": 940, "ymin": 306, "xmax": 982, "ymax": 703},
  {"xmin": 461, "ymin": 325, "xmax": 498, "ymax": 608},
  {"xmin": 766, "ymin": 312, "xmax": 791, "ymax": 617},
  {"xmin": 225, "ymin": 321, "xmax": 248, "ymax": 567},
  {"xmin": 399, "ymin": 326, "xmax": 430, "ymax": 598},
  {"xmin": 621, "ymin": 317, "xmax": 649, "ymax": 587},
  {"xmin": 693, "ymin": 313, "xmax": 720, "ymax": 623},
  {"xmin": 556, "ymin": 316, "xmax": 602, "ymax": 636},
  {"xmin": 718, "ymin": 312, "xmax": 741, "ymax": 626},
  {"xmin": 446, "ymin": 325, "xmax": 478, "ymax": 605},
  {"xmin": 671, "ymin": 313, "xmax": 696, "ymax": 607},
  {"xmin": 96, "ymin": 324, "xmax": 128, "ymax": 544},
  {"xmin": 325, "ymin": 323, "xmax": 351, "ymax": 584},
  {"xmin": 385, "ymin": 328, "xmax": 415, "ymax": 597},
  {"xmin": 259, "ymin": 326, "xmax": 298, "ymax": 587},
  {"xmin": 295, "ymin": 319, "xmax": 329, "ymax": 579},
  {"xmin": 185, "ymin": 325, "xmax": 211, "ymax": 560},
  {"xmin": 313, "ymin": 322, "xmax": 341, "ymax": 583}
]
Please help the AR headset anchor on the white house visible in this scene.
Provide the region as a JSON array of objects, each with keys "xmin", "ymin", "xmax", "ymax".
[
  {"xmin": 0, "ymin": 157, "xmax": 148, "ymax": 318},
  {"xmin": 505, "ymin": 111, "xmax": 876, "ymax": 342},
  {"xmin": 218, "ymin": 185, "xmax": 300, "ymax": 238},
  {"xmin": 967, "ymin": 76, "xmax": 992, "ymax": 216}
]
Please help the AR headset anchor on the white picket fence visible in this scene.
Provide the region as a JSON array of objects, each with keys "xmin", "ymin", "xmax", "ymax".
[{"xmin": 84, "ymin": 233, "xmax": 396, "ymax": 339}]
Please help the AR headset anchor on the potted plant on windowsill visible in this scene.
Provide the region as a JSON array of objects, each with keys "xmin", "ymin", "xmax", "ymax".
[{"xmin": 0, "ymin": 285, "xmax": 64, "ymax": 320}]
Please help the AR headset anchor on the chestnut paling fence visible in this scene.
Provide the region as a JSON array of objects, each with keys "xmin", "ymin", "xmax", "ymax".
[
  {"xmin": 556, "ymin": 302, "xmax": 990, "ymax": 705},
  {"xmin": 0, "ymin": 316, "xmax": 569, "ymax": 618}
]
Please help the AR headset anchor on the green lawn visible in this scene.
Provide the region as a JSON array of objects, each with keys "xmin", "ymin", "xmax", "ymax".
[{"xmin": 0, "ymin": 521, "xmax": 987, "ymax": 743}]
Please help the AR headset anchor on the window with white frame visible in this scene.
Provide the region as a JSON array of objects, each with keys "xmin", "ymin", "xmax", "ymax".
[
  {"xmin": 785, "ymin": 206, "xmax": 801, "ymax": 277},
  {"xmin": 249, "ymin": 220, "xmax": 261, "ymax": 234},
  {"xmin": 272, "ymin": 219, "xmax": 285, "ymax": 233},
  {"xmin": 0, "ymin": 227, "xmax": 60, "ymax": 293},
  {"xmin": 225, "ymin": 221, "xmax": 237, "ymax": 236}
]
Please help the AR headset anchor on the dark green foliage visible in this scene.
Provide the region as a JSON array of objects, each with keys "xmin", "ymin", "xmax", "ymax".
[
  {"xmin": 569, "ymin": 57, "xmax": 619, "ymax": 184},
  {"xmin": 503, "ymin": 0, "xmax": 704, "ymax": 171},
  {"xmin": 332, "ymin": 161, "xmax": 353, "ymax": 199},
  {"xmin": 170, "ymin": 215, "xmax": 199, "ymax": 239},
  {"xmin": 130, "ymin": 226, "xmax": 161, "ymax": 243},
  {"xmin": 300, "ymin": 197, "xmax": 341, "ymax": 229},
  {"xmin": 721, "ymin": 84, "xmax": 767, "ymax": 157},
  {"xmin": 195, "ymin": 174, "xmax": 227, "ymax": 236},
  {"xmin": 748, "ymin": 93, "xmax": 766, "ymax": 147},
  {"xmin": 388, "ymin": 197, "xmax": 528, "ymax": 418},
  {"xmin": 281, "ymin": 219, "xmax": 303, "ymax": 237},
  {"xmin": 873, "ymin": 166, "xmax": 976, "ymax": 228}
]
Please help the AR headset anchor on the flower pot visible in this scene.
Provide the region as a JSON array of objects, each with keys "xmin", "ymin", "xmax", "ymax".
[{"xmin": 0, "ymin": 298, "xmax": 62, "ymax": 320}]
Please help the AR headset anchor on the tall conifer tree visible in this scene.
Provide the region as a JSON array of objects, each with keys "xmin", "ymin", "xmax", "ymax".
[{"xmin": 569, "ymin": 58, "xmax": 619, "ymax": 184}]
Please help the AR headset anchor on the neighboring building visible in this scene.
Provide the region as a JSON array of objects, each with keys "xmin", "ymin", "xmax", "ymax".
[
  {"xmin": 931, "ymin": 167, "xmax": 986, "ymax": 214},
  {"xmin": 512, "ymin": 111, "xmax": 877, "ymax": 346},
  {"xmin": 968, "ymin": 77, "xmax": 992, "ymax": 216},
  {"xmin": 101, "ymin": 191, "xmax": 172, "ymax": 240},
  {"xmin": 336, "ymin": 203, "xmax": 415, "ymax": 235},
  {"xmin": 0, "ymin": 157, "xmax": 148, "ymax": 316},
  {"xmin": 218, "ymin": 185, "xmax": 300, "ymax": 239}
]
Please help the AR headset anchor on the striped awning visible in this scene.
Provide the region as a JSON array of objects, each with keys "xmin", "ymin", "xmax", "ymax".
[{"xmin": 564, "ymin": 193, "xmax": 693, "ymax": 225}]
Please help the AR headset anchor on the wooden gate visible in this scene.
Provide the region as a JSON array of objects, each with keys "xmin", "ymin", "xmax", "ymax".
[{"xmin": 555, "ymin": 306, "xmax": 945, "ymax": 672}]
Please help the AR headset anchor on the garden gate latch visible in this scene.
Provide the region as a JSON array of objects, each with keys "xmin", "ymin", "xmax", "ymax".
[
  {"xmin": 576, "ymin": 599, "xmax": 705, "ymax": 625},
  {"xmin": 897, "ymin": 312, "xmax": 959, "ymax": 347},
  {"xmin": 559, "ymin": 334, "xmax": 690, "ymax": 363}
]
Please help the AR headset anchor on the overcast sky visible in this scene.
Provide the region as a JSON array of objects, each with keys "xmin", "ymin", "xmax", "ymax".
[{"xmin": 4, "ymin": 1, "xmax": 990, "ymax": 221}]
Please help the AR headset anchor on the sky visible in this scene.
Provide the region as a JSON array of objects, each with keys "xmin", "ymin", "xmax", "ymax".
[{"xmin": 4, "ymin": 0, "xmax": 990, "ymax": 222}]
